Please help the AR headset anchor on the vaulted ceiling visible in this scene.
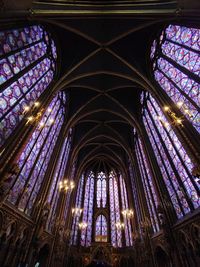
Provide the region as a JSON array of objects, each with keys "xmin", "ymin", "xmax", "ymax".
[
  {"xmin": 41, "ymin": 18, "xmax": 167, "ymax": 176},
  {"xmin": 13, "ymin": 0, "xmax": 194, "ymax": 178}
]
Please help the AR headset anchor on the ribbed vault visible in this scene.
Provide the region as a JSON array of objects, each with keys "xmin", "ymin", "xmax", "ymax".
[{"xmin": 41, "ymin": 18, "xmax": 167, "ymax": 178}]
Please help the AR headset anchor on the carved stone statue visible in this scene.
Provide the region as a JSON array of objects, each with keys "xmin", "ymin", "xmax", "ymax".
[{"xmin": 36, "ymin": 202, "xmax": 51, "ymax": 239}]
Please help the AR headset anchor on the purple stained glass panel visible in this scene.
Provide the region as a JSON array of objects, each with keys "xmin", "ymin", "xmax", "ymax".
[
  {"xmin": 109, "ymin": 171, "xmax": 122, "ymax": 247},
  {"xmin": 47, "ymin": 134, "xmax": 71, "ymax": 232},
  {"xmin": 0, "ymin": 25, "xmax": 57, "ymax": 148},
  {"xmin": 7, "ymin": 92, "xmax": 65, "ymax": 214},
  {"xmin": 142, "ymin": 93, "xmax": 200, "ymax": 218},
  {"xmin": 95, "ymin": 215, "xmax": 107, "ymax": 242},
  {"xmin": 97, "ymin": 172, "xmax": 107, "ymax": 208},
  {"xmin": 135, "ymin": 137, "xmax": 160, "ymax": 232},
  {"xmin": 151, "ymin": 24, "xmax": 200, "ymax": 133},
  {"xmin": 81, "ymin": 172, "xmax": 94, "ymax": 247}
]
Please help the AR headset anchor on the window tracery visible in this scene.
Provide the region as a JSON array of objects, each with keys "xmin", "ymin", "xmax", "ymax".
[
  {"xmin": 134, "ymin": 135, "xmax": 160, "ymax": 232},
  {"xmin": 0, "ymin": 25, "xmax": 57, "ymax": 147},
  {"xmin": 142, "ymin": 93, "xmax": 200, "ymax": 218},
  {"xmin": 151, "ymin": 24, "xmax": 200, "ymax": 133},
  {"xmin": 95, "ymin": 214, "xmax": 108, "ymax": 242},
  {"xmin": 7, "ymin": 91, "xmax": 65, "ymax": 215}
]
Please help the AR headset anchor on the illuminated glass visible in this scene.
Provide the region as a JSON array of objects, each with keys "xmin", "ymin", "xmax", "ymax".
[
  {"xmin": 142, "ymin": 93, "xmax": 200, "ymax": 218},
  {"xmin": 71, "ymin": 174, "xmax": 84, "ymax": 245},
  {"xmin": 97, "ymin": 172, "xmax": 107, "ymax": 208},
  {"xmin": 109, "ymin": 171, "xmax": 122, "ymax": 247},
  {"xmin": 95, "ymin": 215, "xmax": 107, "ymax": 242},
  {"xmin": 135, "ymin": 136, "xmax": 160, "ymax": 232},
  {"xmin": 151, "ymin": 25, "xmax": 200, "ymax": 133},
  {"xmin": 47, "ymin": 133, "xmax": 72, "ymax": 232},
  {"xmin": 0, "ymin": 25, "xmax": 57, "ymax": 147},
  {"xmin": 119, "ymin": 175, "xmax": 133, "ymax": 246},
  {"xmin": 7, "ymin": 92, "xmax": 65, "ymax": 215},
  {"xmin": 81, "ymin": 171, "xmax": 94, "ymax": 247}
]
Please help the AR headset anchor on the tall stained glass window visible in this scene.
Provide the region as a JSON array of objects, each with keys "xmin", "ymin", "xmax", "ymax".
[
  {"xmin": 7, "ymin": 91, "xmax": 66, "ymax": 215},
  {"xmin": 81, "ymin": 171, "xmax": 94, "ymax": 247},
  {"xmin": 109, "ymin": 171, "xmax": 122, "ymax": 247},
  {"xmin": 120, "ymin": 175, "xmax": 133, "ymax": 246},
  {"xmin": 142, "ymin": 92, "xmax": 200, "ymax": 219},
  {"xmin": 74, "ymin": 170, "xmax": 133, "ymax": 248},
  {"xmin": 128, "ymin": 162, "xmax": 142, "ymax": 233},
  {"xmin": 47, "ymin": 131, "xmax": 72, "ymax": 232},
  {"xmin": 134, "ymin": 134, "xmax": 160, "ymax": 233},
  {"xmin": 0, "ymin": 25, "xmax": 57, "ymax": 147},
  {"xmin": 151, "ymin": 24, "xmax": 200, "ymax": 133},
  {"xmin": 97, "ymin": 172, "xmax": 107, "ymax": 208},
  {"xmin": 71, "ymin": 173, "xmax": 84, "ymax": 245},
  {"xmin": 95, "ymin": 215, "xmax": 107, "ymax": 242}
]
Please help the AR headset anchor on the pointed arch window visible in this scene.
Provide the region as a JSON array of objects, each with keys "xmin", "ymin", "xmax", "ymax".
[
  {"xmin": 120, "ymin": 175, "xmax": 133, "ymax": 246},
  {"xmin": 7, "ymin": 91, "xmax": 66, "ymax": 215},
  {"xmin": 81, "ymin": 171, "xmax": 94, "ymax": 247},
  {"xmin": 97, "ymin": 171, "xmax": 107, "ymax": 208},
  {"xmin": 151, "ymin": 24, "xmax": 200, "ymax": 133},
  {"xmin": 109, "ymin": 171, "xmax": 122, "ymax": 247},
  {"xmin": 0, "ymin": 25, "xmax": 57, "ymax": 147},
  {"xmin": 71, "ymin": 173, "xmax": 84, "ymax": 245},
  {"xmin": 47, "ymin": 130, "xmax": 72, "ymax": 232},
  {"xmin": 95, "ymin": 215, "xmax": 107, "ymax": 242},
  {"xmin": 128, "ymin": 162, "xmax": 142, "ymax": 230},
  {"xmin": 142, "ymin": 93, "xmax": 200, "ymax": 219},
  {"xmin": 74, "ymin": 170, "xmax": 133, "ymax": 248},
  {"xmin": 134, "ymin": 134, "xmax": 160, "ymax": 232}
]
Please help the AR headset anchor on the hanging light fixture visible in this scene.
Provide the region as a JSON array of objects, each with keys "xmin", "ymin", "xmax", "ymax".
[
  {"xmin": 79, "ymin": 222, "xmax": 88, "ymax": 230},
  {"xmin": 72, "ymin": 207, "xmax": 83, "ymax": 216},
  {"xmin": 59, "ymin": 179, "xmax": 75, "ymax": 192},
  {"xmin": 115, "ymin": 222, "xmax": 125, "ymax": 230},
  {"xmin": 160, "ymin": 106, "xmax": 184, "ymax": 127},
  {"xmin": 121, "ymin": 209, "xmax": 134, "ymax": 218}
]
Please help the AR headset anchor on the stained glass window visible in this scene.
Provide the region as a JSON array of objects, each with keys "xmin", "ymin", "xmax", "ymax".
[
  {"xmin": 47, "ymin": 131, "xmax": 72, "ymax": 232},
  {"xmin": 81, "ymin": 171, "xmax": 94, "ymax": 247},
  {"xmin": 71, "ymin": 174, "xmax": 84, "ymax": 245},
  {"xmin": 151, "ymin": 24, "xmax": 200, "ymax": 133},
  {"xmin": 0, "ymin": 25, "xmax": 57, "ymax": 147},
  {"xmin": 142, "ymin": 92, "xmax": 200, "ymax": 219},
  {"xmin": 109, "ymin": 171, "xmax": 122, "ymax": 247},
  {"xmin": 119, "ymin": 175, "xmax": 133, "ymax": 246},
  {"xmin": 97, "ymin": 172, "xmax": 107, "ymax": 208},
  {"xmin": 75, "ymin": 170, "xmax": 132, "ymax": 247},
  {"xmin": 63, "ymin": 160, "xmax": 77, "ymax": 222},
  {"xmin": 95, "ymin": 215, "xmax": 107, "ymax": 242},
  {"xmin": 128, "ymin": 162, "xmax": 142, "ymax": 231},
  {"xmin": 7, "ymin": 91, "xmax": 65, "ymax": 215},
  {"xmin": 134, "ymin": 134, "xmax": 160, "ymax": 232}
]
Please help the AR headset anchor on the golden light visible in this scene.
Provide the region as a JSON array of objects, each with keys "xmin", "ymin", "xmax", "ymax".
[
  {"xmin": 163, "ymin": 106, "xmax": 170, "ymax": 111},
  {"xmin": 72, "ymin": 208, "xmax": 83, "ymax": 216},
  {"xmin": 122, "ymin": 209, "xmax": 134, "ymax": 218},
  {"xmin": 39, "ymin": 121, "xmax": 45, "ymax": 128},
  {"xmin": 115, "ymin": 222, "xmax": 125, "ymax": 230},
  {"xmin": 176, "ymin": 118, "xmax": 182, "ymax": 125},
  {"xmin": 79, "ymin": 222, "xmax": 88, "ymax": 229},
  {"xmin": 59, "ymin": 179, "xmax": 75, "ymax": 192},
  {"xmin": 49, "ymin": 118, "xmax": 54, "ymax": 124},
  {"xmin": 177, "ymin": 101, "xmax": 183, "ymax": 107},
  {"xmin": 34, "ymin": 102, "xmax": 40, "ymax": 107},
  {"xmin": 23, "ymin": 106, "xmax": 30, "ymax": 113},
  {"xmin": 27, "ymin": 116, "xmax": 34, "ymax": 124}
]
